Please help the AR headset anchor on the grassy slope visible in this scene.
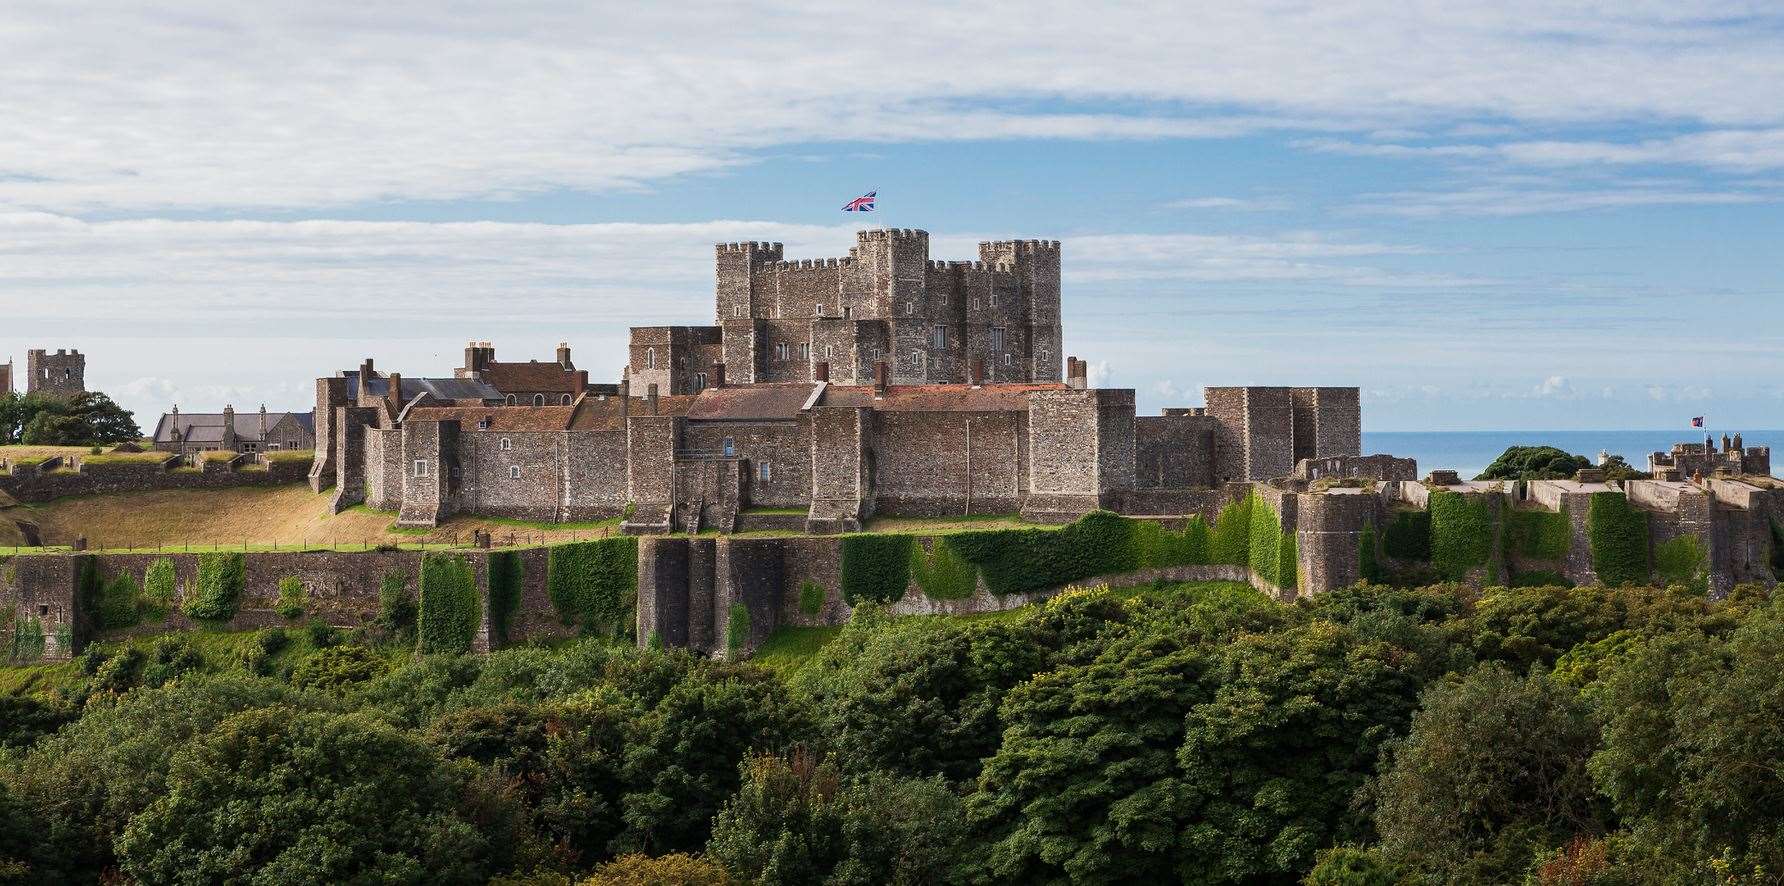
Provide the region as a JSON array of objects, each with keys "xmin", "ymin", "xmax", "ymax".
[{"xmin": 9, "ymin": 484, "xmax": 621, "ymax": 551}]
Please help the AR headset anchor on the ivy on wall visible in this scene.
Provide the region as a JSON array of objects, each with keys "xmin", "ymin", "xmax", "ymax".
[
  {"xmin": 73, "ymin": 556, "xmax": 102, "ymax": 643},
  {"xmin": 1654, "ymin": 535, "xmax": 1708, "ymax": 593},
  {"xmin": 1771, "ymin": 519, "xmax": 1784, "ymax": 576},
  {"xmin": 1502, "ymin": 507, "xmax": 1571, "ymax": 562},
  {"xmin": 1381, "ymin": 510, "xmax": 1432, "ymax": 562},
  {"xmin": 143, "ymin": 558, "xmax": 176, "ymax": 612},
  {"xmin": 1244, "ymin": 494, "xmax": 1297, "ymax": 590},
  {"xmin": 945, "ymin": 511, "xmax": 1140, "ymax": 597},
  {"xmin": 10, "ymin": 616, "xmax": 44, "ymax": 662},
  {"xmin": 1587, "ymin": 492, "xmax": 1651, "ymax": 587},
  {"xmin": 798, "ymin": 580, "xmax": 826, "ymax": 616},
  {"xmin": 546, "ymin": 537, "xmax": 638, "ymax": 639},
  {"xmin": 908, "ymin": 538, "xmax": 979, "ymax": 600},
  {"xmin": 1358, "ymin": 522, "xmax": 1382, "ymax": 584},
  {"xmin": 726, "ymin": 602, "xmax": 751, "ymax": 652},
  {"xmin": 97, "ymin": 573, "xmax": 143, "ymax": 630},
  {"xmin": 184, "ymin": 553, "xmax": 244, "ymax": 622},
  {"xmin": 487, "ymin": 551, "xmax": 523, "ymax": 646},
  {"xmin": 1429, "ymin": 492, "xmax": 1495, "ymax": 582},
  {"xmin": 417, "ymin": 553, "xmax": 479, "ymax": 654},
  {"xmin": 839, "ymin": 534, "xmax": 914, "ymax": 604},
  {"xmin": 1132, "ymin": 518, "xmax": 1210, "ymax": 569},
  {"xmin": 274, "ymin": 576, "xmax": 306, "ymax": 621},
  {"xmin": 1209, "ymin": 496, "xmax": 1254, "ymax": 566}
]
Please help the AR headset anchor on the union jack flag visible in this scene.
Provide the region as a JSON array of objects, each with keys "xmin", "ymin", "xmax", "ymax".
[
  {"xmin": 842, "ymin": 191, "xmax": 876, "ymax": 212},
  {"xmin": 1691, "ymin": 416, "xmax": 1705, "ymax": 428}
]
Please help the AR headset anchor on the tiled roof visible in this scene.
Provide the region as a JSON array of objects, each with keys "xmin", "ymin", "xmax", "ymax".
[
  {"xmin": 344, "ymin": 371, "xmax": 501, "ymax": 402},
  {"xmin": 403, "ymin": 394, "xmax": 696, "ymax": 433},
  {"xmin": 479, "ymin": 361, "xmax": 581, "ymax": 394},
  {"xmin": 686, "ymin": 384, "xmax": 818, "ymax": 421},
  {"xmin": 152, "ymin": 410, "xmax": 315, "ymax": 444},
  {"xmin": 818, "ymin": 383, "xmax": 1064, "ymax": 412}
]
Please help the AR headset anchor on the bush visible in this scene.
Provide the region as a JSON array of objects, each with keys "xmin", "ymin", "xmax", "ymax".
[
  {"xmin": 418, "ymin": 553, "xmax": 480, "ymax": 654},
  {"xmin": 582, "ymin": 854, "xmax": 733, "ymax": 886},
  {"xmin": 941, "ymin": 511, "xmax": 1139, "ymax": 597},
  {"xmin": 291, "ymin": 644, "xmax": 386, "ymax": 691},
  {"xmin": 798, "ymin": 580, "xmax": 825, "ymax": 616},
  {"xmin": 839, "ymin": 534, "xmax": 913, "ymax": 604},
  {"xmin": 547, "ymin": 538, "xmax": 639, "ymax": 638},
  {"xmin": 1209, "ymin": 495, "xmax": 1253, "ymax": 565},
  {"xmin": 1475, "ymin": 445, "xmax": 1591, "ymax": 481},
  {"xmin": 1381, "ymin": 509, "xmax": 1431, "ymax": 562},
  {"xmin": 1586, "ymin": 492, "xmax": 1649, "ymax": 586},
  {"xmin": 1429, "ymin": 492, "xmax": 1494, "ymax": 581},
  {"xmin": 1132, "ymin": 517, "xmax": 1210, "ymax": 568},
  {"xmin": 142, "ymin": 557, "xmax": 177, "ymax": 611},
  {"xmin": 183, "ymin": 553, "xmax": 243, "ymax": 621},
  {"xmin": 488, "ymin": 551, "xmax": 523, "ymax": 645},
  {"xmin": 1503, "ymin": 506, "xmax": 1570, "ymax": 561},
  {"xmin": 1654, "ymin": 535, "xmax": 1708, "ymax": 593},
  {"xmin": 908, "ymin": 537, "xmax": 979, "ymax": 600},
  {"xmin": 1359, "ymin": 522, "xmax": 1382, "ymax": 584},
  {"xmin": 97, "ymin": 572, "xmax": 143, "ymax": 630},
  {"xmin": 377, "ymin": 571, "xmax": 417, "ymax": 638},
  {"xmin": 274, "ymin": 576, "xmax": 306, "ymax": 620},
  {"xmin": 305, "ymin": 618, "xmax": 341, "ymax": 649}
]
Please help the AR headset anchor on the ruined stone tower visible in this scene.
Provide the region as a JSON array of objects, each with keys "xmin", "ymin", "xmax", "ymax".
[
  {"xmin": 0, "ymin": 358, "xmax": 12, "ymax": 395},
  {"xmin": 25, "ymin": 348, "xmax": 85, "ymax": 399}
]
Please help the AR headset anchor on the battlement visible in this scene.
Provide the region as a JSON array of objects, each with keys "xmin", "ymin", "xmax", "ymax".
[
  {"xmin": 772, "ymin": 258, "xmax": 847, "ymax": 271},
  {"xmin": 716, "ymin": 241, "xmax": 785, "ymax": 264},
  {"xmin": 980, "ymin": 238, "xmax": 1061, "ymax": 253},
  {"xmin": 858, "ymin": 228, "xmax": 929, "ymax": 242}
]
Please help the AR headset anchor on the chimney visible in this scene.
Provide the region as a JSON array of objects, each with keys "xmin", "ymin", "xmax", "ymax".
[
  {"xmin": 620, "ymin": 378, "xmax": 631, "ymax": 421},
  {"xmin": 814, "ymin": 361, "xmax": 829, "ymax": 383},
  {"xmin": 388, "ymin": 372, "xmax": 403, "ymax": 409},
  {"xmin": 713, "ymin": 362, "xmax": 726, "ymax": 388},
  {"xmin": 1066, "ymin": 356, "xmax": 1088, "ymax": 390},
  {"xmin": 259, "ymin": 404, "xmax": 268, "ymax": 443},
  {"xmin": 969, "ymin": 358, "xmax": 985, "ymax": 388},
  {"xmin": 574, "ymin": 370, "xmax": 588, "ymax": 396},
  {"xmin": 874, "ymin": 361, "xmax": 889, "ymax": 398},
  {"xmin": 171, "ymin": 404, "xmax": 179, "ymax": 443},
  {"xmin": 222, "ymin": 404, "xmax": 237, "ymax": 450},
  {"xmin": 1734, "ymin": 432, "xmax": 1744, "ymax": 450},
  {"xmin": 647, "ymin": 383, "xmax": 659, "ymax": 416},
  {"xmin": 464, "ymin": 341, "xmax": 480, "ymax": 373},
  {"xmin": 556, "ymin": 341, "xmax": 572, "ymax": 368}
]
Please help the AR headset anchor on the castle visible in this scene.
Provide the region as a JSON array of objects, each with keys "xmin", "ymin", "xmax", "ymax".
[
  {"xmin": 1, "ymin": 348, "xmax": 86, "ymax": 399},
  {"xmin": 310, "ymin": 230, "xmax": 1371, "ymax": 534}
]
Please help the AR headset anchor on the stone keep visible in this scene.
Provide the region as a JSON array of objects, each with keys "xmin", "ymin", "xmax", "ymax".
[{"xmin": 25, "ymin": 348, "xmax": 86, "ymax": 399}]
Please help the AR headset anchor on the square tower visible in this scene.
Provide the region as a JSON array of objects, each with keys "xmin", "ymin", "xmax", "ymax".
[{"xmin": 25, "ymin": 348, "xmax": 86, "ymax": 399}]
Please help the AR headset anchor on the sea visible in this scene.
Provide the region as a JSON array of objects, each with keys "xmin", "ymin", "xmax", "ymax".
[{"xmin": 1362, "ymin": 430, "xmax": 1784, "ymax": 481}]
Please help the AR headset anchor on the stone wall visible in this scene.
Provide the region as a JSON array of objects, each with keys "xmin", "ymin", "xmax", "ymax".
[
  {"xmin": 872, "ymin": 410, "xmax": 1024, "ymax": 516},
  {"xmin": 0, "ymin": 456, "xmax": 311, "ymax": 504},
  {"xmin": 1135, "ymin": 413, "xmax": 1216, "ymax": 488}
]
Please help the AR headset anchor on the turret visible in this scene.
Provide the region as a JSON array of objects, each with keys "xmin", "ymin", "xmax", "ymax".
[{"xmin": 714, "ymin": 240, "xmax": 784, "ymax": 322}]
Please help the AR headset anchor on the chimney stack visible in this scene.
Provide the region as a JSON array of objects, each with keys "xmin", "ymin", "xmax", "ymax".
[
  {"xmin": 969, "ymin": 358, "xmax": 985, "ymax": 388},
  {"xmin": 1066, "ymin": 357, "xmax": 1088, "ymax": 390},
  {"xmin": 259, "ymin": 404, "xmax": 268, "ymax": 443},
  {"xmin": 388, "ymin": 373, "xmax": 403, "ymax": 409},
  {"xmin": 574, "ymin": 370, "xmax": 588, "ymax": 396},
  {"xmin": 557, "ymin": 341, "xmax": 572, "ymax": 368},
  {"xmin": 222, "ymin": 404, "xmax": 237, "ymax": 450},
  {"xmin": 814, "ymin": 361, "xmax": 829, "ymax": 383},
  {"xmin": 620, "ymin": 378, "xmax": 630, "ymax": 421},
  {"xmin": 874, "ymin": 361, "xmax": 889, "ymax": 398},
  {"xmin": 713, "ymin": 362, "xmax": 726, "ymax": 388},
  {"xmin": 647, "ymin": 383, "xmax": 659, "ymax": 416},
  {"xmin": 360, "ymin": 357, "xmax": 375, "ymax": 381}
]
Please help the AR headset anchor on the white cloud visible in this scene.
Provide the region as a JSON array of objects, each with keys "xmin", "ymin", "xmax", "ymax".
[
  {"xmin": 1534, "ymin": 375, "xmax": 1575, "ymax": 398},
  {"xmin": 1085, "ymin": 360, "xmax": 1112, "ymax": 389},
  {"xmin": 1164, "ymin": 196, "xmax": 1292, "ymax": 211},
  {"xmin": 1350, "ymin": 185, "xmax": 1768, "ymax": 217},
  {"xmin": 3, "ymin": 3, "xmax": 1784, "ymax": 212}
]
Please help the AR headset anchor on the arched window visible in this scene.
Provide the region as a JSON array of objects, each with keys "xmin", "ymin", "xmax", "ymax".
[
  {"xmin": 509, "ymin": 465, "xmax": 521, "ymax": 480},
  {"xmin": 499, "ymin": 437, "xmax": 512, "ymax": 451},
  {"xmin": 560, "ymin": 394, "xmax": 572, "ymax": 405},
  {"xmin": 505, "ymin": 394, "xmax": 516, "ymax": 406},
  {"xmin": 532, "ymin": 394, "xmax": 545, "ymax": 407},
  {"xmin": 646, "ymin": 347, "xmax": 656, "ymax": 369}
]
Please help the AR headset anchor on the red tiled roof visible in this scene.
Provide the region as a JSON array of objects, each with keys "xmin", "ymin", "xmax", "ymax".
[
  {"xmin": 405, "ymin": 405, "xmax": 577, "ymax": 431},
  {"xmin": 819, "ymin": 382, "xmax": 1064, "ymax": 412},
  {"xmin": 686, "ymin": 384, "xmax": 818, "ymax": 421},
  {"xmin": 480, "ymin": 361, "xmax": 580, "ymax": 393}
]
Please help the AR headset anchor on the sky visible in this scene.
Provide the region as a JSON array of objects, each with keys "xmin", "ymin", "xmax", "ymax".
[{"xmin": 1, "ymin": 2, "xmax": 1781, "ymax": 432}]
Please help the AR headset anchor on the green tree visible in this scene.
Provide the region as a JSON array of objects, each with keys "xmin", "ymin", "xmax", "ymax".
[
  {"xmin": 1372, "ymin": 665, "xmax": 1604, "ymax": 883},
  {"xmin": 115, "ymin": 707, "xmax": 523, "ymax": 884},
  {"xmin": 12, "ymin": 392, "xmax": 139, "ymax": 445},
  {"xmin": 0, "ymin": 781, "xmax": 35, "ymax": 885},
  {"xmin": 1475, "ymin": 445, "xmax": 1591, "ymax": 481},
  {"xmin": 582, "ymin": 853, "xmax": 733, "ymax": 885}
]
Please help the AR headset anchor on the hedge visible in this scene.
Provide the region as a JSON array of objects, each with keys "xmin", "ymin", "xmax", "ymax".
[
  {"xmin": 726, "ymin": 602, "xmax": 751, "ymax": 652},
  {"xmin": 1429, "ymin": 492, "xmax": 1495, "ymax": 582},
  {"xmin": 487, "ymin": 551, "xmax": 523, "ymax": 645},
  {"xmin": 1381, "ymin": 509, "xmax": 1432, "ymax": 562},
  {"xmin": 1654, "ymin": 535, "xmax": 1707, "ymax": 592},
  {"xmin": 944, "ymin": 511, "xmax": 1139, "ymax": 597},
  {"xmin": 840, "ymin": 534, "xmax": 914, "ymax": 604},
  {"xmin": 97, "ymin": 573, "xmax": 143, "ymax": 630},
  {"xmin": 1502, "ymin": 506, "xmax": 1570, "ymax": 562},
  {"xmin": 546, "ymin": 537, "xmax": 638, "ymax": 639},
  {"xmin": 908, "ymin": 537, "xmax": 979, "ymax": 600},
  {"xmin": 417, "ymin": 553, "xmax": 480, "ymax": 654},
  {"xmin": 184, "ymin": 553, "xmax": 244, "ymax": 621},
  {"xmin": 1132, "ymin": 517, "xmax": 1210, "ymax": 568},
  {"xmin": 1587, "ymin": 492, "xmax": 1650, "ymax": 587}
]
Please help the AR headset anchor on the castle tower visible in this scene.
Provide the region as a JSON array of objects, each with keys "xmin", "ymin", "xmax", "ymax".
[
  {"xmin": 0, "ymin": 357, "xmax": 11, "ymax": 395},
  {"xmin": 979, "ymin": 239, "xmax": 1062, "ymax": 383},
  {"xmin": 25, "ymin": 348, "xmax": 86, "ymax": 399}
]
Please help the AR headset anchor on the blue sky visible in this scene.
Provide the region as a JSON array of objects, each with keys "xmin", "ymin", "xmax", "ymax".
[{"xmin": 1, "ymin": 2, "xmax": 1781, "ymax": 431}]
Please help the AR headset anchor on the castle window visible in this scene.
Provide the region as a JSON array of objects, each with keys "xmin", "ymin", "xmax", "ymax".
[
  {"xmin": 799, "ymin": 342, "xmax": 810, "ymax": 360},
  {"xmin": 694, "ymin": 372, "xmax": 707, "ymax": 392},
  {"xmin": 499, "ymin": 437, "xmax": 511, "ymax": 451},
  {"xmin": 990, "ymin": 326, "xmax": 1005, "ymax": 351},
  {"xmin": 532, "ymin": 394, "xmax": 545, "ymax": 407},
  {"xmin": 734, "ymin": 305, "xmax": 745, "ymax": 318},
  {"xmin": 911, "ymin": 350, "xmax": 926, "ymax": 372},
  {"xmin": 931, "ymin": 326, "xmax": 947, "ymax": 349},
  {"xmin": 723, "ymin": 437, "xmax": 735, "ymax": 457},
  {"xmin": 509, "ymin": 465, "xmax": 521, "ymax": 480},
  {"xmin": 561, "ymin": 394, "xmax": 572, "ymax": 405},
  {"xmin": 824, "ymin": 344, "xmax": 835, "ymax": 359},
  {"xmin": 646, "ymin": 347, "xmax": 656, "ymax": 369},
  {"xmin": 413, "ymin": 460, "xmax": 429, "ymax": 478},
  {"xmin": 905, "ymin": 301, "xmax": 914, "ymax": 315},
  {"xmin": 775, "ymin": 343, "xmax": 789, "ymax": 362},
  {"xmin": 990, "ymin": 293, "xmax": 998, "ymax": 307},
  {"xmin": 758, "ymin": 462, "xmax": 772, "ymax": 482},
  {"xmin": 972, "ymin": 298, "xmax": 980, "ymax": 310},
  {"xmin": 505, "ymin": 395, "xmax": 517, "ymax": 406},
  {"xmin": 1004, "ymin": 353, "xmax": 1013, "ymax": 366},
  {"xmin": 816, "ymin": 304, "xmax": 825, "ymax": 316}
]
